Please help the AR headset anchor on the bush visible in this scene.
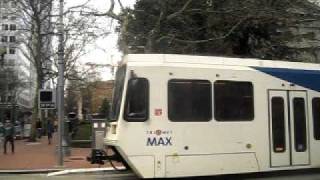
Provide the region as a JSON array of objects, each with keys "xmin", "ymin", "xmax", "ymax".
[{"xmin": 71, "ymin": 122, "xmax": 92, "ymax": 148}]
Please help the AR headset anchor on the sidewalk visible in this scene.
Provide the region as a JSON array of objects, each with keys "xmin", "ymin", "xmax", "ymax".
[{"xmin": 0, "ymin": 134, "xmax": 108, "ymax": 170}]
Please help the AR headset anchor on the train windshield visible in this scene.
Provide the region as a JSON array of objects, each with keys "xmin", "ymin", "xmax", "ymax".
[{"xmin": 110, "ymin": 65, "xmax": 127, "ymax": 121}]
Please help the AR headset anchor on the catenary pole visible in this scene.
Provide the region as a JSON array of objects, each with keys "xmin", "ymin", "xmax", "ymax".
[{"xmin": 57, "ymin": 0, "xmax": 65, "ymax": 167}]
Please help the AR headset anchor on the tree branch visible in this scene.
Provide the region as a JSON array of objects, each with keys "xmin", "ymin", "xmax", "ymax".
[
  {"xmin": 80, "ymin": 0, "xmax": 121, "ymax": 21},
  {"xmin": 167, "ymin": 0, "xmax": 193, "ymax": 20},
  {"xmin": 158, "ymin": 16, "xmax": 248, "ymax": 44}
]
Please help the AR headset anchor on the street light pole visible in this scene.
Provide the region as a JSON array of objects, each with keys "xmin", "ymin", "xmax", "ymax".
[{"xmin": 57, "ymin": 0, "xmax": 65, "ymax": 167}]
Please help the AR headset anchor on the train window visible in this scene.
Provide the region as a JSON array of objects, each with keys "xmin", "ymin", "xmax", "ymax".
[
  {"xmin": 271, "ymin": 97, "xmax": 286, "ymax": 153},
  {"xmin": 312, "ymin": 98, "xmax": 320, "ymax": 140},
  {"xmin": 214, "ymin": 81, "xmax": 254, "ymax": 121},
  {"xmin": 124, "ymin": 78, "xmax": 149, "ymax": 122},
  {"xmin": 110, "ymin": 65, "xmax": 126, "ymax": 121},
  {"xmin": 293, "ymin": 98, "xmax": 307, "ymax": 152},
  {"xmin": 168, "ymin": 79, "xmax": 212, "ymax": 122}
]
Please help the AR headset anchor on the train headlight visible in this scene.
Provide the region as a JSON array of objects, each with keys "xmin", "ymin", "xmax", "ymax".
[{"xmin": 111, "ymin": 124, "xmax": 117, "ymax": 134}]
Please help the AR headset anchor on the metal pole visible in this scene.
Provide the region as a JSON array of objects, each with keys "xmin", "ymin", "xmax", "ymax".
[{"xmin": 57, "ymin": 0, "xmax": 65, "ymax": 167}]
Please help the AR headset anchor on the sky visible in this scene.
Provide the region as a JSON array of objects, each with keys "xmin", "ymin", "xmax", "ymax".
[{"xmin": 67, "ymin": 0, "xmax": 136, "ymax": 80}]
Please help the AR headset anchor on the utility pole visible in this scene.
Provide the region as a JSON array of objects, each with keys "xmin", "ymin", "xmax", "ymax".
[{"xmin": 57, "ymin": 0, "xmax": 65, "ymax": 167}]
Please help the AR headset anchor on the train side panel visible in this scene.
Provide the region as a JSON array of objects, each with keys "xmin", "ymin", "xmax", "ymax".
[{"xmin": 106, "ymin": 58, "xmax": 320, "ymax": 178}]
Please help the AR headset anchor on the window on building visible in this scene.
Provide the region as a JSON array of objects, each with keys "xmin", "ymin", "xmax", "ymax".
[
  {"xmin": 271, "ymin": 97, "xmax": 286, "ymax": 153},
  {"xmin": 293, "ymin": 98, "xmax": 307, "ymax": 152},
  {"xmin": 2, "ymin": 16, "xmax": 8, "ymax": 20},
  {"xmin": 1, "ymin": 36, "xmax": 8, "ymax": 42},
  {"xmin": 9, "ymin": 48, "xmax": 15, "ymax": 54},
  {"xmin": 214, "ymin": 80, "xmax": 254, "ymax": 121},
  {"xmin": 6, "ymin": 59, "xmax": 14, "ymax": 66},
  {"xmin": 7, "ymin": 96, "xmax": 12, "ymax": 102},
  {"xmin": 9, "ymin": 36, "xmax": 16, "ymax": 42},
  {"xmin": 168, "ymin": 79, "xmax": 212, "ymax": 122},
  {"xmin": 2, "ymin": 1, "xmax": 8, "ymax": 8},
  {"xmin": 1, "ymin": 47, "xmax": 7, "ymax": 54},
  {"xmin": 9, "ymin": 24, "xmax": 16, "ymax": 31},
  {"xmin": 11, "ymin": 1, "xmax": 17, "ymax": 8},
  {"xmin": 123, "ymin": 78, "xmax": 149, "ymax": 122},
  {"xmin": 8, "ymin": 84, "xmax": 14, "ymax": 91},
  {"xmin": 2, "ymin": 24, "xmax": 8, "ymax": 31},
  {"xmin": 312, "ymin": 98, "xmax": 320, "ymax": 140},
  {"xmin": 1, "ymin": 95, "xmax": 6, "ymax": 103},
  {"xmin": 10, "ymin": 16, "xmax": 16, "ymax": 20}
]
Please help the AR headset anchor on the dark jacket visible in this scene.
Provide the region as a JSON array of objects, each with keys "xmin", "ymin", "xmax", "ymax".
[
  {"xmin": 2, "ymin": 122, "xmax": 14, "ymax": 137},
  {"xmin": 36, "ymin": 121, "xmax": 42, "ymax": 129},
  {"xmin": 47, "ymin": 121, "xmax": 54, "ymax": 134}
]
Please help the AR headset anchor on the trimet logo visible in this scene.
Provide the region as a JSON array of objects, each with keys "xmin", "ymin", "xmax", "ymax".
[{"xmin": 146, "ymin": 130, "xmax": 173, "ymax": 146}]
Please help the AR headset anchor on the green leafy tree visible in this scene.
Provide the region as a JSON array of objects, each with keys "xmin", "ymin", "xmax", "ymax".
[
  {"xmin": 119, "ymin": 0, "xmax": 320, "ymax": 62},
  {"xmin": 88, "ymin": 0, "xmax": 320, "ymax": 62}
]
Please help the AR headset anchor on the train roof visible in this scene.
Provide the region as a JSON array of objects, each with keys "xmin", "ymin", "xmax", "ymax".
[{"xmin": 123, "ymin": 54, "xmax": 320, "ymax": 71}]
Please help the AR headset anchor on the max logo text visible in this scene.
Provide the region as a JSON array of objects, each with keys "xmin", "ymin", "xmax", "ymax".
[{"xmin": 147, "ymin": 137, "xmax": 172, "ymax": 146}]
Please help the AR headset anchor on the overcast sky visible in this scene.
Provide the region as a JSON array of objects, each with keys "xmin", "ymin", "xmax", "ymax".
[{"xmin": 67, "ymin": 0, "xmax": 136, "ymax": 80}]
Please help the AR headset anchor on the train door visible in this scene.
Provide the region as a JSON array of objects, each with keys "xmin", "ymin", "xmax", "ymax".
[{"xmin": 268, "ymin": 90, "xmax": 310, "ymax": 167}]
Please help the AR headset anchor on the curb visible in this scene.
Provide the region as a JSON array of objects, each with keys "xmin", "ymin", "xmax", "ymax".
[
  {"xmin": 0, "ymin": 169, "xmax": 62, "ymax": 174},
  {"xmin": 47, "ymin": 167, "xmax": 126, "ymax": 176}
]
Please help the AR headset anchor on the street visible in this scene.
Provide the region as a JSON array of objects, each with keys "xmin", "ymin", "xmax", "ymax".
[{"xmin": 2, "ymin": 169, "xmax": 320, "ymax": 180}]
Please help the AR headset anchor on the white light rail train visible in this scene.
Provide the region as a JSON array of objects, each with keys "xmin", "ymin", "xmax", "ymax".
[{"xmin": 88, "ymin": 54, "xmax": 320, "ymax": 178}]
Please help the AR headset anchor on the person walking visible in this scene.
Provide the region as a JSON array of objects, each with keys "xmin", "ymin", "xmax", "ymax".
[
  {"xmin": 0, "ymin": 121, "xmax": 4, "ymax": 146},
  {"xmin": 47, "ymin": 118, "xmax": 54, "ymax": 145},
  {"xmin": 36, "ymin": 119, "xmax": 42, "ymax": 139},
  {"xmin": 20, "ymin": 118, "xmax": 25, "ymax": 139},
  {"xmin": 2, "ymin": 120, "xmax": 15, "ymax": 154}
]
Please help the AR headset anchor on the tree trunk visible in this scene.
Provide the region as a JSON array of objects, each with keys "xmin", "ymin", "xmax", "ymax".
[
  {"xmin": 77, "ymin": 91, "xmax": 83, "ymax": 121},
  {"xmin": 121, "ymin": 16, "xmax": 130, "ymax": 54},
  {"xmin": 29, "ymin": 17, "xmax": 44, "ymax": 141},
  {"xmin": 29, "ymin": 78, "xmax": 41, "ymax": 142}
]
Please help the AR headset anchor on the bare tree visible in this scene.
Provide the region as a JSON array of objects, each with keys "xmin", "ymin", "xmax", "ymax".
[
  {"xmin": 80, "ymin": 0, "xmax": 131, "ymax": 53},
  {"xmin": 4, "ymin": 0, "xmax": 55, "ymax": 140},
  {"xmin": 65, "ymin": 64, "xmax": 102, "ymax": 121},
  {"xmin": 5, "ymin": 0, "xmax": 106, "ymax": 140},
  {"xmin": 57, "ymin": 8, "xmax": 108, "ymax": 81}
]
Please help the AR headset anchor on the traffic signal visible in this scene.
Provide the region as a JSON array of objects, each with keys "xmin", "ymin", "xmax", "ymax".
[
  {"xmin": 40, "ymin": 91, "xmax": 52, "ymax": 102},
  {"xmin": 39, "ymin": 89, "xmax": 55, "ymax": 109}
]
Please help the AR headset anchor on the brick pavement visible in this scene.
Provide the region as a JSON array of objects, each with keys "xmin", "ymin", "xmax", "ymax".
[{"xmin": 0, "ymin": 134, "xmax": 109, "ymax": 170}]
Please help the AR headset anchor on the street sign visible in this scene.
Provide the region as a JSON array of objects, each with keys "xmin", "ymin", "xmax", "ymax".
[
  {"xmin": 39, "ymin": 89, "xmax": 56, "ymax": 109},
  {"xmin": 40, "ymin": 102, "xmax": 55, "ymax": 109}
]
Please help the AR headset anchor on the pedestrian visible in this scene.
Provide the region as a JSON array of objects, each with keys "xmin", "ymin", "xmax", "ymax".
[
  {"xmin": 20, "ymin": 118, "xmax": 25, "ymax": 139},
  {"xmin": 36, "ymin": 119, "xmax": 42, "ymax": 139},
  {"xmin": 0, "ymin": 121, "xmax": 4, "ymax": 146},
  {"xmin": 2, "ymin": 119, "xmax": 15, "ymax": 154},
  {"xmin": 53, "ymin": 118, "xmax": 58, "ymax": 132},
  {"xmin": 47, "ymin": 118, "xmax": 54, "ymax": 145}
]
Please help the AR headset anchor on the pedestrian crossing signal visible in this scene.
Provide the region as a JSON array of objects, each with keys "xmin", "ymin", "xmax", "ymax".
[
  {"xmin": 40, "ymin": 91, "xmax": 52, "ymax": 102},
  {"xmin": 39, "ymin": 90, "xmax": 55, "ymax": 109}
]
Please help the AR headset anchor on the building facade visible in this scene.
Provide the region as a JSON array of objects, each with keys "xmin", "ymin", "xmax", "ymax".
[
  {"xmin": 66, "ymin": 80, "xmax": 114, "ymax": 120},
  {"xmin": 0, "ymin": 0, "xmax": 34, "ymax": 121},
  {"xmin": 0, "ymin": 0, "xmax": 53, "ymax": 122}
]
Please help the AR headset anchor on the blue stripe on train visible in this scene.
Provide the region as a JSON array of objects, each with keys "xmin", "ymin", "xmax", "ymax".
[{"xmin": 252, "ymin": 66, "xmax": 320, "ymax": 92}]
